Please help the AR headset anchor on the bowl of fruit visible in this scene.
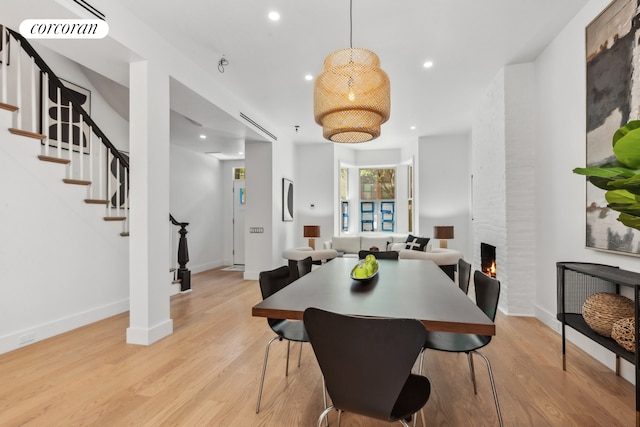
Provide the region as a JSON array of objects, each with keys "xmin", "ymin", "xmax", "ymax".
[{"xmin": 350, "ymin": 254, "xmax": 379, "ymax": 281}]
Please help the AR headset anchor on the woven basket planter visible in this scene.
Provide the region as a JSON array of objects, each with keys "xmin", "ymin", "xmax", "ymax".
[
  {"xmin": 612, "ymin": 317, "xmax": 636, "ymax": 353},
  {"xmin": 582, "ymin": 292, "xmax": 634, "ymax": 337}
]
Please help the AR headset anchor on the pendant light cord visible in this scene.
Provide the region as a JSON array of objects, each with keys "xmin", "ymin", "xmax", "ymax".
[{"xmin": 349, "ymin": 0, "xmax": 353, "ymax": 48}]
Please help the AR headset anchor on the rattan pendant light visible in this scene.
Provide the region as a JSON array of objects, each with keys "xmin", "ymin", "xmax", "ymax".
[{"xmin": 313, "ymin": 0, "xmax": 390, "ymax": 143}]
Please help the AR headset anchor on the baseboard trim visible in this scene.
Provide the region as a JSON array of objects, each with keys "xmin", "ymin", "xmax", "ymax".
[
  {"xmin": 126, "ymin": 319, "xmax": 173, "ymax": 345},
  {"xmin": 0, "ymin": 298, "xmax": 129, "ymax": 355}
]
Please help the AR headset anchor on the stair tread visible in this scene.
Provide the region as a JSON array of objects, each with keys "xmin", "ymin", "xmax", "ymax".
[
  {"xmin": 63, "ymin": 178, "xmax": 91, "ymax": 186},
  {"xmin": 120, "ymin": 232, "xmax": 130, "ymax": 237},
  {"xmin": 104, "ymin": 216, "xmax": 126, "ymax": 221},
  {"xmin": 38, "ymin": 155, "xmax": 70, "ymax": 165},
  {"xmin": 85, "ymin": 199, "xmax": 109, "ymax": 204},
  {"xmin": 0, "ymin": 102, "xmax": 18, "ymax": 112},
  {"xmin": 9, "ymin": 128, "xmax": 46, "ymax": 140}
]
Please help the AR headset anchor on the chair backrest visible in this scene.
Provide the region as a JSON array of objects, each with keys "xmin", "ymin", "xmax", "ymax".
[
  {"xmin": 297, "ymin": 256, "xmax": 313, "ymax": 278},
  {"xmin": 259, "ymin": 266, "xmax": 295, "ymax": 327},
  {"xmin": 473, "ymin": 270, "xmax": 500, "ymax": 321},
  {"xmin": 303, "ymin": 307, "xmax": 427, "ymax": 421},
  {"xmin": 358, "ymin": 250, "xmax": 399, "ymax": 260},
  {"xmin": 458, "ymin": 259, "xmax": 471, "ymax": 294}
]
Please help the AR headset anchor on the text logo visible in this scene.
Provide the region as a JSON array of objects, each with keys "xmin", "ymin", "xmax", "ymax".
[{"xmin": 20, "ymin": 19, "xmax": 108, "ymax": 39}]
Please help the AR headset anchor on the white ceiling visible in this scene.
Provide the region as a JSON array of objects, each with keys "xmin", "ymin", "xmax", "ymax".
[{"xmin": 33, "ymin": 1, "xmax": 592, "ymax": 156}]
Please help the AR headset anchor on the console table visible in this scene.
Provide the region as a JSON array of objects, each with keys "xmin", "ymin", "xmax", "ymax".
[{"xmin": 556, "ymin": 262, "xmax": 640, "ymax": 426}]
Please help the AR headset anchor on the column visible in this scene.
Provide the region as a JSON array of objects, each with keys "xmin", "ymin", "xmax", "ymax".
[{"xmin": 126, "ymin": 60, "xmax": 173, "ymax": 344}]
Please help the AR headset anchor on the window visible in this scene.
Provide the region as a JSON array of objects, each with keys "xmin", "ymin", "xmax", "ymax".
[
  {"xmin": 340, "ymin": 168, "xmax": 349, "ymax": 200},
  {"xmin": 360, "ymin": 169, "xmax": 395, "ymax": 200},
  {"xmin": 359, "ymin": 168, "xmax": 396, "ymax": 231},
  {"xmin": 234, "ymin": 167, "xmax": 245, "ymax": 180}
]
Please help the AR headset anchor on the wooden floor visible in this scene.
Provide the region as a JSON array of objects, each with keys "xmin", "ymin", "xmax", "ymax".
[{"xmin": 0, "ymin": 268, "xmax": 635, "ymax": 426}]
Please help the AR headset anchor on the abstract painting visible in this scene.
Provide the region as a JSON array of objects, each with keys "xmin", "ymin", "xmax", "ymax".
[
  {"xmin": 282, "ymin": 178, "xmax": 293, "ymax": 221},
  {"xmin": 584, "ymin": 0, "xmax": 640, "ymax": 255}
]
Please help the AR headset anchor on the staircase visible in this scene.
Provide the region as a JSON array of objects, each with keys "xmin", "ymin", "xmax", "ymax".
[
  {"xmin": 1, "ymin": 25, "xmax": 192, "ymax": 294},
  {"xmin": 0, "ymin": 26, "xmax": 130, "ymax": 236}
]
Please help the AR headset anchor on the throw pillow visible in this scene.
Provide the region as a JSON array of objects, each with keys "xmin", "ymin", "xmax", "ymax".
[{"xmin": 405, "ymin": 234, "xmax": 430, "ymax": 251}]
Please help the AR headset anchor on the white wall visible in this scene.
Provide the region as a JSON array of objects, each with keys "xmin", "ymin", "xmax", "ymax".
[
  {"xmin": 169, "ymin": 145, "xmax": 225, "ymax": 273},
  {"xmin": 418, "ymin": 134, "xmax": 472, "ymax": 258},
  {"xmin": 535, "ymin": 0, "xmax": 638, "ymax": 380},
  {"xmin": 295, "ymin": 144, "xmax": 334, "ymax": 249},
  {"xmin": 0, "ymin": 110, "xmax": 129, "ymax": 354}
]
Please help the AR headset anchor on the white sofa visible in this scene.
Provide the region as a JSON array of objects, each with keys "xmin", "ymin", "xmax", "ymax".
[{"xmin": 323, "ymin": 234, "xmax": 463, "ymax": 279}]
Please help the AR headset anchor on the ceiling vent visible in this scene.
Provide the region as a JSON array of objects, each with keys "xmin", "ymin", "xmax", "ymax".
[
  {"xmin": 240, "ymin": 112, "xmax": 277, "ymax": 141},
  {"xmin": 71, "ymin": 0, "xmax": 105, "ymax": 20}
]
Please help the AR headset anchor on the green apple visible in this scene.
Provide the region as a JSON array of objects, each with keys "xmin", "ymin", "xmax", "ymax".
[{"xmin": 353, "ymin": 266, "xmax": 368, "ymax": 279}]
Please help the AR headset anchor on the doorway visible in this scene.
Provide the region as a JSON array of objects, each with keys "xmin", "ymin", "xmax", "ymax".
[{"xmin": 233, "ymin": 179, "xmax": 246, "ymax": 265}]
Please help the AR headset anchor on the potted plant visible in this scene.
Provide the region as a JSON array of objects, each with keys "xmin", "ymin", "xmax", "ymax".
[{"xmin": 574, "ymin": 120, "xmax": 640, "ymax": 231}]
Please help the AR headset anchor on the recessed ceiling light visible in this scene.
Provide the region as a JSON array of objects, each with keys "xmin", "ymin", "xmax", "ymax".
[
  {"xmin": 200, "ymin": 134, "xmax": 207, "ymax": 139},
  {"xmin": 268, "ymin": 11, "xmax": 280, "ymax": 21},
  {"xmin": 423, "ymin": 60, "xmax": 434, "ymax": 69},
  {"xmin": 305, "ymin": 74, "xmax": 313, "ymax": 81},
  {"xmin": 239, "ymin": 151, "xmax": 244, "ymax": 155},
  {"xmin": 410, "ymin": 126, "xmax": 416, "ymax": 130}
]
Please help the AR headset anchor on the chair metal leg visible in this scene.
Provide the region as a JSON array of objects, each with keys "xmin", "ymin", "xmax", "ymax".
[
  {"xmin": 413, "ymin": 350, "xmax": 426, "ymax": 427},
  {"xmin": 337, "ymin": 409, "xmax": 342, "ymax": 426},
  {"xmin": 317, "ymin": 405, "xmax": 335, "ymax": 427},
  {"xmin": 399, "ymin": 419, "xmax": 411, "ymax": 427},
  {"xmin": 467, "ymin": 352, "xmax": 477, "ymax": 394},
  {"xmin": 473, "ymin": 350, "xmax": 503, "ymax": 427},
  {"xmin": 298, "ymin": 341, "xmax": 303, "ymax": 367},
  {"xmin": 322, "ymin": 375, "xmax": 329, "ymax": 427},
  {"xmin": 286, "ymin": 340, "xmax": 291, "ymax": 376},
  {"xmin": 256, "ymin": 335, "xmax": 280, "ymax": 413}
]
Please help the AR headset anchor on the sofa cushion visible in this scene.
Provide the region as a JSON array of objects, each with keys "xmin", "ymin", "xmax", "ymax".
[
  {"xmin": 361, "ymin": 236, "xmax": 390, "ymax": 252},
  {"xmin": 332, "ymin": 236, "xmax": 361, "ymax": 254},
  {"xmin": 405, "ymin": 234, "xmax": 430, "ymax": 251},
  {"xmin": 389, "ymin": 242, "xmax": 406, "ymax": 252}
]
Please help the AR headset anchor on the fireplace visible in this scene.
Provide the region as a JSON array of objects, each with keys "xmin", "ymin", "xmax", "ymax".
[{"xmin": 481, "ymin": 243, "xmax": 496, "ymax": 278}]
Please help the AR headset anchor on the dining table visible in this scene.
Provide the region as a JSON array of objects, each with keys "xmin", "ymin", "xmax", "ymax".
[{"xmin": 252, "ymin": 258, "xmax": 495, "ymax": 336}]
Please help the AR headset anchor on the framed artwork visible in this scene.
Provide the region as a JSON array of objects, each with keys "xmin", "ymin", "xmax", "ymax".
[
  {"xmin": 109, "ymin": 151, "xmax": 129, "ymax": 208},
  {"xmin": 41, "ymin": 76, "xmax": 91, "ymax": 154},
  {"xmin": 584, "ymin": 0, "xmax": 640, "ymax": 255},
  {"xmin": 282, "ymin": 178, "xmax": 293, "ymax": 221}
]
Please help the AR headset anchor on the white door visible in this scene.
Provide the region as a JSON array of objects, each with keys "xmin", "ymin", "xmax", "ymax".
[{"xmin": 233, "ymin": 180, "xmax": 246, "ymax": 265}]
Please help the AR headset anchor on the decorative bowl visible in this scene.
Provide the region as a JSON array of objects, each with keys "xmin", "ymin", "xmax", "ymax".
[{"xmin": 350, "ymin": 259, "xmax": 379, "ymax": 281}]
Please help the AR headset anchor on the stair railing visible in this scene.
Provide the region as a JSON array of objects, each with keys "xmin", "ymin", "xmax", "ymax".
[{"xmin": 1, "ymin": 25, "xmax": 129, "ymax": 234}]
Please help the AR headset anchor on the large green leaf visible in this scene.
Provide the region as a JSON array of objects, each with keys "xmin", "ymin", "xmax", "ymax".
[
  {"xmin": 572, "ymin": 166, "xmax": 629, "ymax": 178},
  {"xmin": 613, "ymin": 124, "xmax": 640, "ymax": 168},
  {"xmin": 605, "ymin": 189, "xmax": 638, "ymax": 205},
  {"xmin": 617, "ymin": 212, "xmax": 640, "ymax": 229},
  {"xmin": 607, "ymin": 174, "xmax": 640, "ymax": 195},
  {"xmin": 613, "ymin": 120, "xmax": 640, "ymax": 147}
]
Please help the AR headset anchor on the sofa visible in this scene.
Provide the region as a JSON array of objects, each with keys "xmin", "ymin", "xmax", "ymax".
[
  {"xmin": 282, "ymin": 246, "xmax": 339, "ymax": 272},
  {"xmin": 323, "ymin": 234, "xmax": 463, "ymax": 280}
]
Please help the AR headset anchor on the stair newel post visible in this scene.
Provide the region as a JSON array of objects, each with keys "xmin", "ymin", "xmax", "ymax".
[{"xmin": 170, "ymin": 214, "xmax": 191, "ymax": 292}]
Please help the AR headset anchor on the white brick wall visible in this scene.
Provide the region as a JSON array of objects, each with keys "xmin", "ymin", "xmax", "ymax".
[{"xmin": 472, "ymin": 64, "xmax": 537, "ymax": 315}]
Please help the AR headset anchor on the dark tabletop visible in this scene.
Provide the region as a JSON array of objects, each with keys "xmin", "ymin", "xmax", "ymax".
[{"xmin": 252, "ymin": 258, "xmax": 495, "ymax": 335}]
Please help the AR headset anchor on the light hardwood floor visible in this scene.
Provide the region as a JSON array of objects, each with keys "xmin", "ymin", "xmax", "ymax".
[{"xmin": 0, "ymin": 268, "xmax": 635, "ymax": 426}]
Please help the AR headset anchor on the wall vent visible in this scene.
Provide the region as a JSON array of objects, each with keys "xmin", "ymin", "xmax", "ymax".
[
  {"xmin": 72, "ymin": 0, "xmax": 106, "ymax": 20},
  {"xmin": 240, "ymin": 112, "xmax": 277, "ymax": 141}
]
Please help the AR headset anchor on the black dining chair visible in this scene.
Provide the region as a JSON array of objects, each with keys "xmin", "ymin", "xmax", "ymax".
[
  {"xmin": 416, "ymin": 270, "xmax": 503, "ymax": 426},
  {"xmin": 358, "ymin": 250, "xmax": 399, "ymax": 260},
  {"xmin": 297, "ymin": 256, "xmax": 313, "ymax": 278},
  {"xmin": 304, "ymin": 307, "xmax": 432, "ymax": 427},
  {"xmin": 256, "ymin": 265, "xmax": 308, "ymax": 413},
  {"xmin": 457, "ymin": 258, "xmax": 471, "ymax": 295}
]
